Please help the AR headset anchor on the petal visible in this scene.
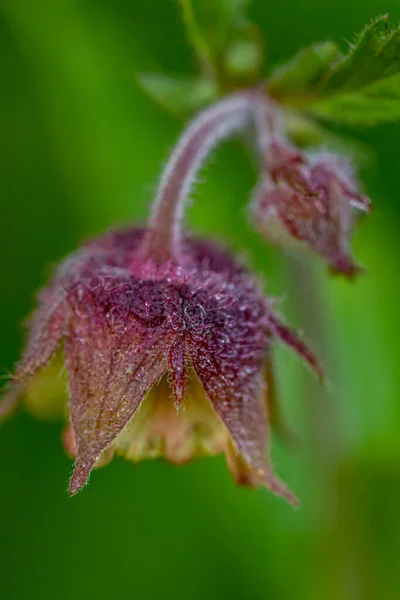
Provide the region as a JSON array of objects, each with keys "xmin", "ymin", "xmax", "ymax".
[
  {"xmin": 2, "ymin": 293, "xmax": 66, "ymax": 423},
  {"xmin": 190, "ymin": 341, "xmax": 297, "ymax": 505},
  {"xmin": 266, "ymin": 310, "xmax": 324, "ymax": 381},
  {"xmin": 328, "ymin": 255, "xmax": 363, "ymax": 279},
  {"xmin": 274, "ymin": 181, "xmax": 362, "ymax": 277},
  {"xmin": 14, "ymin": 294, "xmax": 66, "ymax": 383},
  {"xmin": 115, "ymin": 368, "xmax": 228, "ymax": 464},
  {"xmin": 225, "ymin": 431, "xmax": 297, "ymax": 505},
  {"xmin": 252, "ymin": 181, "xmax": 305, "ymax": 251},
  {"xmin": 183, "ymin": 268, "xmax": 297, "ymax": 503},
  {"xmin": 62, "ymin": 423, "xmax": 115, "ymax": 469},
  {"xmin": 22, "ymin": 352, "xmax": 68, "ymax": 420},
  {"xmin": 169, "ymin": 338, "xmax": 186, "ymax": 406},
  {"xmin": 65, "ymin": 285, "xmax": 173, "ymax": 494},
  {"xmin": 267, "ymin": 141, "xmax": 306, "ymax": 191}
]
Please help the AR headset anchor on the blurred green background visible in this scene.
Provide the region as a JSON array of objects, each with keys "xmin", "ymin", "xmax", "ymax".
[{"xmin": 1, "ymin": 1, "xmax": 400, "ymax": 599}]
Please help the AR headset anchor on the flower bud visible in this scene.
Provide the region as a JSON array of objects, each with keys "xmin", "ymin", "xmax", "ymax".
[{"xmin": 252, "ymin": 140, "xmax": 371, "ymax": 277}]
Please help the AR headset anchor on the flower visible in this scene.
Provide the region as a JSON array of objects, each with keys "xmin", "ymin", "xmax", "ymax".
[
  {"xmin": 1, "ymin": 90, "xmax": 339, "ymax": 504},
  {"xmin": 6, "ymin": 226, "xmax": 321, "ymax": 502},
  {"xmin": 252, "ymin": 140, "xmax": 371, "ymax": 277}
]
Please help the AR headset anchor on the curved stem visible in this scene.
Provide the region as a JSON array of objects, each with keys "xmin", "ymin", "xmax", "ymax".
[{"xmin": 140, "ymin": 89, "xmax": 273, "ymax": 263}]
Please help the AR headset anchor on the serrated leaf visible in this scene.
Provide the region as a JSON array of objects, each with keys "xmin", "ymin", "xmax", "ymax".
[
  {"xmin": 311, "ymin": 72, "xmax": 400, "ymax": 125},
  {"xmin": 323, "ymin": 15, "xmax": 400, "ymax": 93},
  {"xmin": 268, "ymin": 42, "xmax": 340, "ymax": 98},
  {"xmin": 137, "ymin": 73, "xmax": 218, "ymax": 117}
]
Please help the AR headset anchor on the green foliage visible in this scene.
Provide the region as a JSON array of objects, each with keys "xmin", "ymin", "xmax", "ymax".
[
  {"xmin": 268, "ymin": 42, "xmax": 340, "ymax": 98},
  {"xmin": 308, "ymin": 15, "xmax": 400, "ymax": 125},
  {"xmin": 139, "ymin": 0, "xmax": 263, "ymax": 114},
  {"xmin": 223, "ymin": 20, "xmax": 263, "ymax": 81},
  {"xmin": 142, "ymin": 10, "xmax": 400, "ymax": 128},
  {"xmin": 137, "ymin": 73, "xmax": 218, "ymax": 117},
  {"xmin": 178, "ymin": 0, "xmax": 263, "ymax": 84},
  {"xmin": 310, "ymin": 74, "xmax": 400, "ymax": 125},
  {"xmin": 323, "ymin": 15, "xmax": 400, "ymax": 92},
  {"xmin": 179, "ymin": 0, "xmax": 251, "ymax": 57},
  {"xmin": 268, "ymin": 15, "xmax": 400, "ymax": 126}
]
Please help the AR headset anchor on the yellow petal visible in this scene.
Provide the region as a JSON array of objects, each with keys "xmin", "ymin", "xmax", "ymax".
[{"xmin": 115, "ymin": 368, "xmax": 229, "ymax": 464}]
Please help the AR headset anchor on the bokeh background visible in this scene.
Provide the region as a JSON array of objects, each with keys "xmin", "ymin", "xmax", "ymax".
[{"xmin": 1, "ymin": 1, "xmax": 400, "ymax": 599}]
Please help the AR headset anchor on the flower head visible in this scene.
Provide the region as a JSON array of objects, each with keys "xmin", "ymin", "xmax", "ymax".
[
  {"xmin": 252, "ymin": 140, "xmax": 371, "ymax": 277},
  {"xmin": 1, "ymin": 90, "xmax": 336, "ymax": 504},
  {"xmin": 9, "ymin": 226, "xmax": 321, "ymax": 502}
]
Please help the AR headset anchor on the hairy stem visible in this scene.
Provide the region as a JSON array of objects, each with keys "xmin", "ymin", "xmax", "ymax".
[{"xmin": 140, "ymin": 89, "xmax": 273, "ymax": 263}]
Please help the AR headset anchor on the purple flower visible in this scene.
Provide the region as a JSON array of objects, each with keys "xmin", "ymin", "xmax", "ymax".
[
  {"xmin": 252, "ymin": 140, "xmax": 371, "ymax": 277},
  {"xmin": 10, "ymin": 227, "xmax": 321, "ymax": 502},
  {"xmin": 3, "ymin": 91, "xmax": 356, "ymax": 504}
]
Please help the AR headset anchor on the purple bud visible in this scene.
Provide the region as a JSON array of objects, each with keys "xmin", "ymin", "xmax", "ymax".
[{"xmin": 253, "ymin": 140, "xmax": 371, "ymax": 277}]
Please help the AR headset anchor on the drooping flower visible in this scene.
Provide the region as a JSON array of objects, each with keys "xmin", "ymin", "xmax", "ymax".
[
  {"xmin": 252, "ymin": 139, "xmax": 371, "ymax": 277},
  {"xmin": 1, "ymin": 90, "xmax": 339, "ymax": 503},
  {"xmin": 7, "ymin": 226, "xmax": 321, "ymax": 501}
]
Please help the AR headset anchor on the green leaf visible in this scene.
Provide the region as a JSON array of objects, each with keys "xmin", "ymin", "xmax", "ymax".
[
  {"xmin": 268, "ymin": 41, "xmax": 340, "ymax": 98},
  {"xmin": 136, "ymin": 73, "xmax": 218, "ymax": 117},
  {"xmin": 179, "ymin": 0, "xmax": 251, "ymax": 57},
  {"xmin": 178, "ymin": 1, "xmax": 263, "ymax": 86},
  {"xmin": 310, "ymin": 74, "xmax": 400, "ymax": 125},
  {"xmin": 267, "ymin": 15, "xmax": 400, "ymax": 127},
  {"xmin": 223, "ymin": 20, "xmax": 263, "ymax": 82},
  {"xmin": 323, "ymin": 15, "xmax": 400, "ymax": 93},
  {"xmin": 303, "ymin": 16, "xmax": 400, "ymax": 126}
]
